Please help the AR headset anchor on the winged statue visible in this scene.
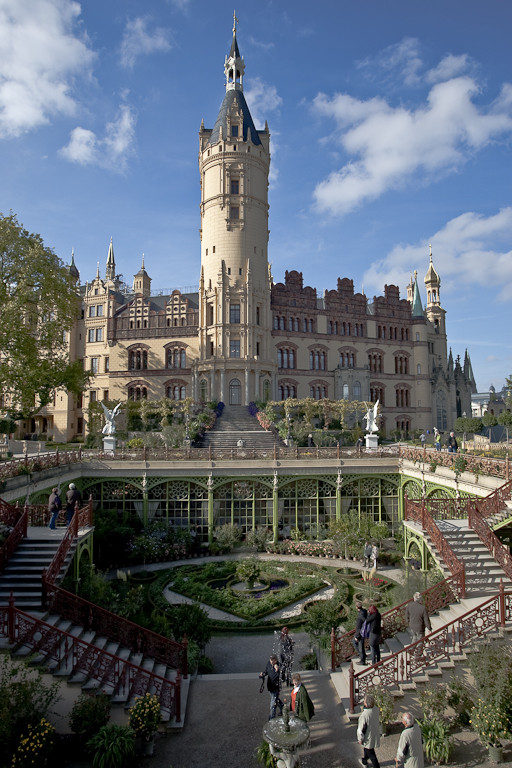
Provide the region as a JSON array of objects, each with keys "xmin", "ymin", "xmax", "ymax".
[{"xmin": 101, "ymin": 401, "xmax": 123, "ymax": 436}]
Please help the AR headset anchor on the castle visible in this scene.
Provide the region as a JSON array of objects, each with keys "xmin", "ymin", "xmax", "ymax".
[{"xmin": 35, "ymin": 21, "xmax": 476, "ymax": 443}]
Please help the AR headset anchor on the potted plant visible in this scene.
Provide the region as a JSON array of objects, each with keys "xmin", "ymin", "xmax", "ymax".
[
  {"xmin": 128, "ymin": 692, "xmax": 161, "ymax": 755},
  {"xmin": 87, "ymin": 724, "xmax": 135, "ymax": 768},
  {"xmin": 470, "ymin": 699, "xmax": 510, "ymax": 763}
]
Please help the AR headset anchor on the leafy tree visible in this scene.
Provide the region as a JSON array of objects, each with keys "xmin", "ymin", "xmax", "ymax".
[
  {"xmin": 0, "ymin": 212, "xmax": 90, "ymax": 417},
  {"xmin": 454, "ymin": 416, "xmax": 482, "ymax": 435},
  {"xmin": 498, "ymin": 410, "xmax": 512, "ymax": 443},
  {"xmin": 482, "ymin": 412, "xmax": 498, "ymax": 428}
]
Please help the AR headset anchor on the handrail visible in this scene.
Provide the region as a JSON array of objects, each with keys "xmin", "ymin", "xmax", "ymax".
[
  {"xmin": 399, "ymin": 445, "xmax": 510, "ymax": 481},
  {"xmin": 0, "ymin": 599, "xmax": 181, "ymax": 722},
  {"xmin": 469, "ymin": 479, "xmax": 512, "ymax": 581},
  {"xmin": 348, "ymin": 583, "xmax": 509, "ymax": 712},
  {"xmin": 330, "ymin": 569, "xmax": 463, "ymax": 670},
  {"xmin": 405, "ymin": 497, "xmax": 466, "ymax": 585},
  {"xmin": 0, "ymin": 509, "xmax": 27, "ymax": 574},
  {"xmin": 41, "ymin": 496, "xmax": 187, "ymax": 677}
]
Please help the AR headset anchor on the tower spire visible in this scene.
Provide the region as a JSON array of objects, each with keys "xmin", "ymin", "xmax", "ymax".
[
  {"xmin": 106, "ymin": 236, "xmax": 116, "ymax": 282},
  {"xmin": 225, "ymin": 11, "xmax": 245, "ymax": 92}
]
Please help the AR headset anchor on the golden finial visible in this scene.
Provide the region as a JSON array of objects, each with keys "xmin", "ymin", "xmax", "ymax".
[{"xmin": 233, "ymin": 10, "xmax": 239, "ymax": 34}]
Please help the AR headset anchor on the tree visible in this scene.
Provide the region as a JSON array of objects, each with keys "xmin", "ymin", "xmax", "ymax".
[
  {"xmin": 454, "ymin": 416, "xmax": 482, "ymax": 435},
  {"xmin": 498, "ymin": 410, "xmax": 512, "ymax": 444},
  {"xmin": 0, "ymin": 212, "xmax": 90, "ymax": 417}
]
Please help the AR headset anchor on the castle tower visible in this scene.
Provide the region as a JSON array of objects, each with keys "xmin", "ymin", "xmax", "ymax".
[
  {"xmin": 105, "ymin": 237, "xmax": 116, "ymax": 284},
  {"xmin": 195, "ymin": 15, "xmax": 275, "ymax": 405},
  {"xmin": 133, "ymin": 254, "xmax": 151, "ymax": 297}
]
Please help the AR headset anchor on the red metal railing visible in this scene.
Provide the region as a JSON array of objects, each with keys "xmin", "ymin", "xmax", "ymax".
[
  {"xmin": 405, "ymin": 497, "xmax": 467, "ymax": 584},
  {"xmin": 399, "ymin": 445, "xmax": 510, "ymax": 481},
  {"xmin": 0, "ymin": 508, "xmax": 27, "ymax": 574},
  {"xmin": 468, "ymin": 479, "xmax": 512, "ymax": 581},
  {"xmin": 41, "ymin": 497, "xmax": 188, "ymax": 677},
  {"xmin": 0, "ymin": 598, "xmax": 181, "ymax": 722},
  {"xmin": 330, "ymin": 569, "xmax": 463, "ymax": 670},
  {"xmin": 348, "ymin": 582, "xmax": 511, "ymax": 712}
]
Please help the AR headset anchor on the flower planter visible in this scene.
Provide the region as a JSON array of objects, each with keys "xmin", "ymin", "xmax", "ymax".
[{"xmin": 488, "ymin": 745, "xmax": 504, "ymax": 763}]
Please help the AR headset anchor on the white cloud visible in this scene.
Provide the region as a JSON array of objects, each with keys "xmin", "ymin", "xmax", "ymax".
[
  {"xmin": 0, "ymin": 0, "xmax": 94, "ymax": 137},
  {"xmin": 312, "ymin": 74, "xmax": 512, "ymax": 216},
  {"xmin": 362, "ymin": 208, "xmax": 512, "ymax": 302},
  {"xmin": 357, "ymin": 38, "xmax": 423, "ymax": 87},
  {"xmin": 244, "ymin": 77, "xmax": 282, "ymax": 128},
  {"xmin": 60, "ymin": 105, "xmax": 136, "ymax": 171},
  {"xmin": 120, "ymin": 17, "xmax": 172, "ymax": 70},
  {"xmin": 426, "ymin": 54, "xmax": 472, "ymax": 84}
]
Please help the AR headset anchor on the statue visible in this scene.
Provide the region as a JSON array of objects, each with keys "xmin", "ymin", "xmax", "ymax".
[
  {"xmin": 363, "ymin": 400, "xmax": 380, "ymax": 434},
  {"xmin": 101, "ymin": 402, "xmax": 122, "ymax": 436}
]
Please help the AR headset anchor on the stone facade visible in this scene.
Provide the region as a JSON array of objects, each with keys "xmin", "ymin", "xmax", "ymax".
[{"xmin": 31, "ymin": 23, "xmax": 475, "ymax": 442}]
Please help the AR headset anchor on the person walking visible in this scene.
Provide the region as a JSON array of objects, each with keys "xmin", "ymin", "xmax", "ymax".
[
  {"xmin": 446, "ymin": 431, "xmax": 458, "ymax": 453},
  {"xmin": 357, "ymin": 692, "xmax": 381, "ymax": 768},
  {"xmin": 366, "ymin": 604, "xmax": 382, "ymax": 665},
  {"xmin": 289, "ymin": 673, "xmax": 315, "ymax": 722},
  {"xmin": 419, "ymin": 433, "xmax": 426, "ymax": 449},
  {"xmin": 395, "ymin": 712, "xmax": 424, "ymax": 768},
  {"xmin": 48, "ymin": 487, "xmax": 62, "ymax": 529},
  {"xmin": 260, "ymin": 655, "xmax": 283, "ymax": 720},
  {"xmin": 278, "ymin": 626, "xmax": 294, "ymax": 685},
  {"xmin": 433, "ymin": 428, "xmax": 441, "ymax": 452},
  {"xmin": 405, "ymin": 592, "xmax": 432, "ymax": 646},
  {"xmin": 353, "ymin": 601, "xmax": 368, "ymax": 665},
  {"xmin": 65, "ymin": 482, "xmax": 82, "ymax": 526},
  {"xmin": 363, "ymin": 541, "xmax": 372, "ymax": 568},
  {"xmin": 371, "ymin": 544, "xmax": 379, "ymax": 571}
]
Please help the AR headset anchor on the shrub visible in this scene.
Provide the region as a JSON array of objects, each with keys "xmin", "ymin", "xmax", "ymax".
[
  {"xmin": 236, "ymin": 558, "xmax": 261, "ymax": 588},
  {"xmin": 0, "ymin": 656, "xmax": 60, "ymax": 764},
  {"xmin": 420, "ymin": 716, "xmax": 452, "ymax": 764},
  {"xmin": 87, "ymin": 724, "xmax": 136, "ymax": 768},
  {"xmin": 213, "ymin": 523, "xmax": 242, "ymax": 552},
  {"xmin": 370, "ymin": 685, "xmax": 394, "ymax": 733},
  {"xmin": 300, "ymin": 652, "xmax": 318, "ymax": 670},
  {"xmin": 246, "ymin": 527, "xmax": 272, "ymax": 552},
  {"xmin": 69, "ymin": 693, "xmax": 111, "ymax": 745},
  {"xmin": 11, "ymin": 718, "xmax": 56, "ymax": 767},
  {"xmin": 128, "ymin": 693, "xmax": 161, "ymax": 741},
  {"xmin": 419, "ymin": 684, "xmax": 448, "ymax": 721}
]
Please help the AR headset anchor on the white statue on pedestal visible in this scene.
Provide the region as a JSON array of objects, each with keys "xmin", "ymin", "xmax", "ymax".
[
  {"xmin": 363, "ymin": 400, "xmax": 380, "ymax": 434},
  {"xmin": 101, "ymin": 402, "xmax": 122, "ymax": 436}
]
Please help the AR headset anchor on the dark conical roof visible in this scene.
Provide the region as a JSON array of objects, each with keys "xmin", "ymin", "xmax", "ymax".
[{"xmin": 207, "ymin": 89, "xmax": 262, "ymax": 146}]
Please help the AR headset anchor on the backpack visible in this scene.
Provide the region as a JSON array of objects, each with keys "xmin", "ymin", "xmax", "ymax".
[{"xmin": 360, "ymin": 619, "xmax": 371, "ymax": 639}]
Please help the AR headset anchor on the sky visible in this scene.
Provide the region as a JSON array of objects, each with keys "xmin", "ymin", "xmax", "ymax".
[{"xmin": 1, "ymin": 0, "xmax": 511, "ymax": 393}]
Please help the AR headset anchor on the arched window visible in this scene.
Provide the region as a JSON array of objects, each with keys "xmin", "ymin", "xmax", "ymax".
[
  {"xmin": 343, "ymin": 384, "xmax": 349, "ymax": 400},
  {"xmin": 167, "ymin": 348, "xmax": 187, "ymax": 369},
  {"xmin": 128, "ymin": 349, "xmax": 148, "ymax": 370},
  {"xmin": 128, "ymin": 386, "xmax": 147, "ymax": 400}
]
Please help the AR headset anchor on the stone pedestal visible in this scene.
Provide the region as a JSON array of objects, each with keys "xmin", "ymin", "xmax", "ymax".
[
  {"xmin": 365, "ymin": 434, "xmax": 378, "ymax": 450},
  {"xmin": 103, "ymin": 436, "xmax": 117, "ymax": 454}
]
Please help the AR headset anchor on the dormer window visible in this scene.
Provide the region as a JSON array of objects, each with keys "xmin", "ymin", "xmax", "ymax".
[{"xmin": 231, "ymin": 125, "xmax": 239, "ymax": 137}]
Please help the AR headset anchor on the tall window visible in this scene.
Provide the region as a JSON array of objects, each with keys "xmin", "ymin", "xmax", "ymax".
[
  {"xmin": 167, "ymin": 348, "xmax": 186, "ymax": 368},
  {"xmin": 129, "ymin": 349, "xmax": 148, "ymax": 370},
  {"xmin": 128, "ymin": 386, "xmax": 147, "ymax": 400},
  {"xmin": 90, "ymin": 357, "xmax": 99, "ymax": 373},
  {"xmin": 230, "ymin": 303, "xmax": 240, "ymax": 323},
  {"xmin": 230, "ymin": 179, "xmax": 239, "ymax": 194},
  {"xmin": 167, "ymin": 385, "xmax": 186, "ymax": 400},
  {"xmin": 230, "ymin": 206, "xmax": 239, "ymax": 220},
  {"xmin": 230, "ymin": 339, "xmax": 240, "ymax": 358},
  {"xmin": 88, "ymin": 329, "xmax": 95, "ymax": 343}
]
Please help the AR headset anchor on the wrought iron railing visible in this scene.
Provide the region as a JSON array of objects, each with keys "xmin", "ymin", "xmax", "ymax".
[
  {"xmin": 405, "ymin": 497, "xmax": 467, "ymax": 583},
  {"xmin": 468, "ymin": 479, "xmax": 512, "ymax": 581},
  {"xmin": 348, "ymin": 583, "xmax": 510, "ymax": 712},
  {"xmin": 330, "ymin": 570, "xmax": 463, "ymax": 670},
  {"xmin": 0, "ymin": 599, "xmax": 181, "ymax": 722},
  {"xmin": 0, "ymin": 508, "xmax": 27, "ymax": 574},
  {"xmin": 399, "ymin": 445, "xmax": 510, "ymax": 481},
  {"xmin": 41, "ymin": 497, "xmax": 188, "ymax": 678}
]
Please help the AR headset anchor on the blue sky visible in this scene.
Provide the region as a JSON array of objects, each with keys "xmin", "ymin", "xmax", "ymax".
[{"xmin": 1, "ymin": 0, "xmax": 511, "ymax": 392}]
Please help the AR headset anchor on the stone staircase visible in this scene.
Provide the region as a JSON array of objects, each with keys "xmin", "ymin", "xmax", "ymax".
[
  {"xmin": 0, "ymin": 529, "xmax": 75, "ymax": 611},
  {"xmin": 0, "ymin": 526, "xmax": 188, "ymax": 726},
  {"xmin": 2, "ymin": 610, "xmax": 187, "ymax": 724},
  {"xmin": 487, "ymin": 496, "xmax": 512, "ymax": 530},
  {"xmin": 200, "ymin": 405, "xmax": 280, "ymax": 452},
  {"xmin": 331, "ymin": 512, "xmax": 512, "ymax": 719}
]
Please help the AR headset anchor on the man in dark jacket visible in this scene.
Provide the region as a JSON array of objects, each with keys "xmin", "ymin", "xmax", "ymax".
[
  {"xmin": 65, "ymin": 483, "xmax": 82, "ymax": 526},
  {"xmin": 446, "ymin": 431, "xmax": 458, "ymax": 453},
  {"xmin": 405, "ymin": 592, "xmax": 432, "ymax": 644},
  {"xmin": 353, "ymin": 600, "xmax": 368, "ymax": 664},
  {"xmin": 48, "ymin": 487, "xmax": 62, "ymax": 529},
  {"xmin": 260, "ymin": 655, "xmax": 283, "ymax": 720}
]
